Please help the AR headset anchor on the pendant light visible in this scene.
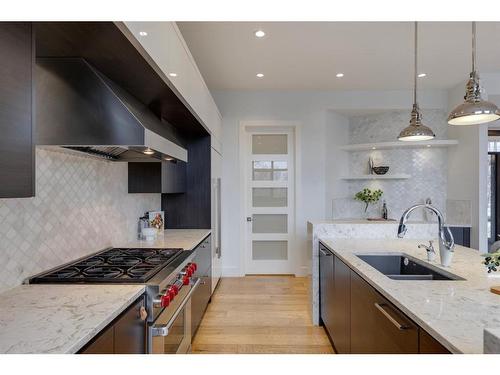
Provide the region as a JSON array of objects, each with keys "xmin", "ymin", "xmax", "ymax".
[
  {"xmin": 448, "ymin": 22, "xmax": 500, "ymax": 125},
  {"xmin": 398, "ymin": 22, "xmax": 435, "ymax": 142}
]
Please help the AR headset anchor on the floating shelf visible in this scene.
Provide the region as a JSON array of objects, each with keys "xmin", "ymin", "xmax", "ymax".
[
  {"xmin": 340, "ymin": 139, "xmax": 458, "ymax": 152},
  {"xmin": 341, "ymin": 174, "xmax": 411, "ymax": 180}
]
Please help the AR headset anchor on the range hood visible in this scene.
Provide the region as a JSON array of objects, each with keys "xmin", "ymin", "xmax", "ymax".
[{"xmin": 35, "ymin": 57, "xmax": 188, "ymax": 162}]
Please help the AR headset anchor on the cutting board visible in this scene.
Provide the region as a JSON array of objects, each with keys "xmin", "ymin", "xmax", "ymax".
[{"xmin": 490, "ymin": 286, "xmax": 500, "ymax": 295}]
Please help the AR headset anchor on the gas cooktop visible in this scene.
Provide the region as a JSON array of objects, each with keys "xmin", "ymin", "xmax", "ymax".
[{"xmin": 30, "ymin": 247, "xmax": 184, "ymax": 284}]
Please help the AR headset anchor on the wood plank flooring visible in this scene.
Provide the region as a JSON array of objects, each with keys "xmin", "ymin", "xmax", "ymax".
[{"xmin": 191, "ymin": 276, "xmax": 334, "ymax": 354}]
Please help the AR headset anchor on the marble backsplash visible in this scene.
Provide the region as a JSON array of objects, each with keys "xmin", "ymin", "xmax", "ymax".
[
  {"xmin": 332, "ymin": 109, "xmax": 466, "ymax": 222},
  {"xmin": 0, "ymin": 148, "xmax": 160, "ymax": 293}
]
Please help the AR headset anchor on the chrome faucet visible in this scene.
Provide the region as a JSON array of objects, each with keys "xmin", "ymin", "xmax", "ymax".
[{"xmin": 397, "ymin": 204, "xmax": 455, "ymax": 267}]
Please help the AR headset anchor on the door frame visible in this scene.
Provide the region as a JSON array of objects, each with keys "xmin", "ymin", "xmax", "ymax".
[{"xmin": 238, "ymin": 120, "xmax": 302, "ymax": 276}]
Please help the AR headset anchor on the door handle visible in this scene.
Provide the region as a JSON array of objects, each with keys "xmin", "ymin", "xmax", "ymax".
[
  {"xmin": 319, "ymin": 248, "xmax": 332, "ymax": 256},
  {"xmin": 246, "ymin": 217, "xmax": 252, "ymax": 222},
  {"xmin": 374, "ymin": 303, "xmax": 409, "ymax": 330}
]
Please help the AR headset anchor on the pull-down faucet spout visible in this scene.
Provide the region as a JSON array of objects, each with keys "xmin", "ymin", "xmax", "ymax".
[{"xmin": 397, "ymin": 204, "xmax": 455, "ymax": 267}]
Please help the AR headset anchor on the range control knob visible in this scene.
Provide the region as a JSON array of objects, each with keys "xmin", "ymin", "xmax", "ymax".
[
  {"xmin": 167, "ymin": 287, "xmax": 176, "ymax": 300},
  {"xmin": 161, "ymin": 294, "xmax": 171, "ymax": 308},
  {"xmin": 191, "ymin": 262, "xmax": 197, "ymax": 271},
  {"xmin": 171, "ymin": 284, "xmax": 179, "ymax": 295},
  {"xmin": 182, "ymin": 275, "xmax": 190, "ymax": 285}
]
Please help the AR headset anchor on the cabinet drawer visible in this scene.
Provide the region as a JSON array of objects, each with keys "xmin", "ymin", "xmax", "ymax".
[{"xmin": 350, "ymin": 272, "xmax": 418, "ymax": 354}]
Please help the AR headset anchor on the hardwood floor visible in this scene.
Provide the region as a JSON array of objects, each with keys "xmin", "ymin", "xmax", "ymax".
[{"xmin": 191, "ymin": 276, "xmax": 334, "ymax": 354}]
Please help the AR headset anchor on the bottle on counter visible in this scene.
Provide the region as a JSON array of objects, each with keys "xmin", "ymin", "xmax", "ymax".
[{"xmin": 381, "ymin": 200, "xmax": 388, "ymax": 220}]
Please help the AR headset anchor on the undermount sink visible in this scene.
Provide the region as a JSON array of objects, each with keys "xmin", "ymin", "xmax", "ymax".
[{"xmin": 356, "ymin": 253, "xmax": 464, "ymax": 281}]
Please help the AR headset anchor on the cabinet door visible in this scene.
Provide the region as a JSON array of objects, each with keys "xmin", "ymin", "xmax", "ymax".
[
  {"xmin": 419, "ymin": 329, "xmax": 450, "ymax": 354},
  {"xmin": 319, "ymin": 244, "xmax": 334, "ymax": 339},
  {"xmin": 331, "ymin": 256, "xmax": 351, "ymax": 353},
  {"xmin": 0, "ymin": 22, "xmax": 34, "ymax": 198},
  {"xmin": 113, "ymin": 297, "xmax": 147, "ymax": 354},
  {"xmin": 80, "ymin": 325, "xmax": 114, "ymax": 354},
  {"xmin": 350, "ymin": 271, "xmax": 418, "ymax": 354}
]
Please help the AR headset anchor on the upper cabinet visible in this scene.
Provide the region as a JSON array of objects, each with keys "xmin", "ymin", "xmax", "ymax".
[
  {"xmin": 122, "ymin": 22, "xmax": 223, "ymax": 153},
  {"xmin": 0, "ymin": 23, "xmax": 34, "ymax": 198}
]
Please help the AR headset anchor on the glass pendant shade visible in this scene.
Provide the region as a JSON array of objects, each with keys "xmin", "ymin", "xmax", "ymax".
[
  {"xmin": 448, "ymin": 22, "xmax": 500, "ymax": 126},
  {"xmin": 398, "ymin": 22, "xmax": 435, "ymax": 142},
  {"xmin": 398, "ymin": 104, "xmax": 435, "ymax": 141}
]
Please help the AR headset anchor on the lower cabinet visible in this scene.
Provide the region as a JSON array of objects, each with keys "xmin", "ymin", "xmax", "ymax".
[
  {"xmin": 319, "ymin": 242, "xmax": 451, "ymax": 354},
  {"xmin": 79, "ymin": 296, "xmax": 146, "ymax": 354},
  {"xmin": 449, "ymin": 227, "xmax": 471, "ymax": 248},
  {"xmin": 350, "ymin": 271, "xmax": 418, "ymax": 353}
]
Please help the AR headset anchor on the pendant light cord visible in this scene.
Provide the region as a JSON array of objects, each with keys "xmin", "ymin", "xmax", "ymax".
[
  {"xmin": 472, "ymin": 21, "xmax": 476, "ymax": 73},
  {"xmin": 414, "ymin": 21, "xmax": 417, "ymax": 105}
]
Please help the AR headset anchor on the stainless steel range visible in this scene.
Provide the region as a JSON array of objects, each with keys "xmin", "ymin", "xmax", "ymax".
[{"xmin": 29, "ymin": 246, "xmax": 200, "ymax": 354}]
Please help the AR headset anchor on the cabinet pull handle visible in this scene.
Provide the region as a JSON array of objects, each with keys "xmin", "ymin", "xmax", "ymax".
[
  {"xmin": 319, "ymin": 248, "xmax": 332, "ymax": 256},
  {"xmin": 374, "ymin": 303, "xmax": 409, "ymax": 330}
]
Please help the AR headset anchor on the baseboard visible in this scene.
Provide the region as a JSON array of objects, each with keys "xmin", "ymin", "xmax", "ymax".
[
  {"xmin": 295, "ymin": 265, "xmax": 310, "ymax": 277},
  {"xmin": 221, "ymin": 266, "xmax": 244, "ymax": 277}
]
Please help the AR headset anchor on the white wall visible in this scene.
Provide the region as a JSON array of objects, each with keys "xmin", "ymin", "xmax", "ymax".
[
  {"xmin": 325, "ymin": 111, "xmax": 349, "ymax": 219},
  {"xmin": 214, "ymin": 89, "xmax": 447, "ymax": 276},
  {"xmin": 447, "ymin": 80, "xmax": 489, "ymax": 252}
]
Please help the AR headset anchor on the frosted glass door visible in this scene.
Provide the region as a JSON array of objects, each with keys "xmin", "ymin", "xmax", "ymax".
[{"xmin": 245, "ymin": 129, "xmax": 295, "ymax": 274}]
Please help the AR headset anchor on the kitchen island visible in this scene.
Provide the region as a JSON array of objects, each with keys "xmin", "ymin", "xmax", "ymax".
[
  {"xmin": 308, "ymin": 219, "xmax": 437, "ymax": 325},
  {"xmin": 318, "ymin": 237, "xmax": 500, "ymax": 353}
]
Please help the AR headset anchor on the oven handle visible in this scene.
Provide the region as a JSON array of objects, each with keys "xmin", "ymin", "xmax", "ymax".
[{"xmin": 151, "ymin": 277, "xmax": 201, "ymax": 337}]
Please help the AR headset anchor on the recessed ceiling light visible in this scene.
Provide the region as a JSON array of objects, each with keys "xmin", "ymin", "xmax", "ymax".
[
  {"xmin": 427, "ymin": 144, "xmax": 431, "ymax": 147},
  {"xmin": 372, "ymin": 147, "xmax": 376, "ymax": 150},
  {"xmin": 169, "ymin": 73, "xmax": 177, "ymax": 77},
  {"xmin": 143, "ymin": 148, "xmax": 154, "ymax": 155},
  {"xmin": 139, "ymin": 31, "xmax": 148, "ymax": 37},
  {"xmin": 164, "ymin": 157, "xmax": 174, "ymax": 161},
  {"xmin": 256, "ymin": 73, "xmax": 264, "ymax": 78},
  {"xmin": 336, "ymin": 73, "xmax": 344, "ymax": 78},
  {"xmin": 255, "ymin": 30, "xmax": 266, "ymax": 38},
  {"xmin": 418, "ymin": 73, "xmax": 427, "ymax": 78}
]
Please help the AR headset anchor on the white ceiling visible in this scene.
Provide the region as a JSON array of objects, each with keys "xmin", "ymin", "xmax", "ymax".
[{"xmin": 177, "ymin": 22, "xmax": 500, "ymax": 91}]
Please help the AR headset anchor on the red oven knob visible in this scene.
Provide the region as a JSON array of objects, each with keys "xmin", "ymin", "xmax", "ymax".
[
  {"xmin": 171, "ymin": 284, "xmax": 179, "ymax": 295},
  {"xmin": 183, "ymin": 275, "xmax": 190, "ymax": 285},
  {"xmin": 191, "ymin": 263, "xmax": 197, "ymax": 271},
  {"xmin": 167, "ymin": 287, "xmax": 176, "ymax": 300},
  {"xmin": 161, "ymin": 294, "xmax": 170, "ymax": 308}
]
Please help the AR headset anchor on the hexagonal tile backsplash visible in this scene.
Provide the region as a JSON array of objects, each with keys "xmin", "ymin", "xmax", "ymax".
[{"xmin": 0, "ymin": 148, "xmax": 160, "ymax": 293}]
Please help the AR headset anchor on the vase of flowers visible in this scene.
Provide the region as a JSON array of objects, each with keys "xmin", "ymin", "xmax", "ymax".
[{"xmin": 354, "ymin": 188, "xmax": 383, "ymax": 217}]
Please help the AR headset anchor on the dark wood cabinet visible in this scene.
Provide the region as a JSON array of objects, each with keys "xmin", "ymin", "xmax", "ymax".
[
  {"xmin": 419, "ymin": 329, "xmax": 450, "ymax": 354},
  {"xmin": 0, "ymin": 22, "xmax": 35, "ymax": 198},
  {"xmin": 332, "ymin": 256, "xmax": 351, "ymax": 353},
  {"xmin": 319, "ymin": 244, "xmax": 335, "ymax": 343},
  {"xmin": 450, "ymin": 227, "xmax": 471, "ymax": 248},
  {"xmin": 319, "ymin": 244, "xmax": 350, "ymax": 353},
  {"xmin": 128, "ymin": 161, "xmax": 186, "ymax": 194},
  {"xmin": 350, "ymin": 271, "xmax": 418, "ymax": 354},
  {"xmin": 79, "ymin": 296, "xmax": 146, "ymax": 354},
  {"xmin": 318, "ymin": 241, "xmax": 451, "ymax": 354},
  {"xmin": 80, "ymin": 325, "xmax": 114, "ymax": 354},
  {"xmin": 191, "ymin": 236, "xmax": 212, "ymax": 337}
]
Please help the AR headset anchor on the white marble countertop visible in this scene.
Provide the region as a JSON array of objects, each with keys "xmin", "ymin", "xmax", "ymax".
[
  {"xmin": 0, "ymin": 229, "xmax": 211, "ymax": 354},
  {"xmin": 0, "ymin": 284, "xmax": 145, "ymax": 353},
  {"xmin": 319, "ymin": 238, "xmax": 500, "ymax": 354},
  {"xmin": 121, "ymin": 229, "xmax": 211, "ymax": 250},
  {"xmin": 308, "ymin": 219, "xmax": 471, "ymax": 228}
]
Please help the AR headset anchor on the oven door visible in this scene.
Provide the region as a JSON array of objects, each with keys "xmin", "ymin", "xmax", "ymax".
[{"xmin": 149, "ymin": 278, "xmax": 201, "ymax": 354}]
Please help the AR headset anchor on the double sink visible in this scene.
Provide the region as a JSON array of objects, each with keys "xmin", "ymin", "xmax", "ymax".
[{"xmin": 356, "ymin": 253, "xmax": 464, "ymax": 281}]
